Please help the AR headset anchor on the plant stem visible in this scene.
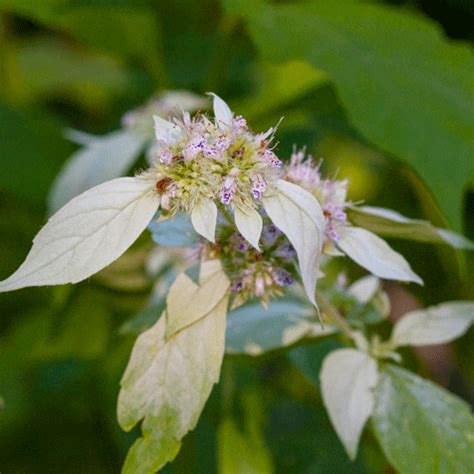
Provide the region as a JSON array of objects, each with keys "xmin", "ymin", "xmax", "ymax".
[{"xmin": 316, "ymin": 290, "xmax": 354, "ymax": 340}]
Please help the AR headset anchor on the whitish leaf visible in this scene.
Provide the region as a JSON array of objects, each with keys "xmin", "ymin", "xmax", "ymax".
[
  {"xmin": 338, "ymin": 227, "xmax": 422, "ymax": 285},
  {"xmin": 234, "ymin": 205, "xmax": 263, "ymax": 250},
  {"xmin": 165, "ymin": 260, "xmax": 230, "ymax": 339},
  {"xmin": 153, "ymin": 115, "xmax": 183, "ymax": 143},
  {"xmin": 226, "ymin": 299, "xmax": 335, "ymax": 356},
  {"xmin": 117, "ymin": 268, "xmax": 229, "ymax": 473},
  {"xmin": 347, "ymin": 275, "xmax": 380, "ymax": 304},
  {"xmin": 48, "ymin": 129, "xmax": 145, "ymax": 213},
  {"xmin": 244, "ymin": 1, "xmax": 474, "ymax": 228},
  {"xmin": 391, "ymin": 301, "xmax": 474, "ymax": 347},
  {"xmin": 209, "ymin": 92, "xmax": 233, "ymax": 129},
  {"xmin": 191, "ymin": 197, "xmax": 218, "ymax": 243},
  {"xmin": 320, "ymin": 349, "xmax": 378, "ymax": 459},
  {"xmin": 263, "ymin": 179, "xmax": 325, "ymax": 306},
  {"xmin": 0, "ymin": 177, "xmax": 159, "ymax": 292},
  {"xmin": 347, "ymin": 206, "xmax": 474, "ymax": 249},
  {"xmin": 373, "ymin": 365, "xmax": 474, "ymax": 474}
]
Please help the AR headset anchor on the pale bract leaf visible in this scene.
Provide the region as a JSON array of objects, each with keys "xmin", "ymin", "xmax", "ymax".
[
  {"xmin": 117, "ymin": 267, "xmax": 229, "ymax": 474},
  {"xmin": 234, "ymin": 205, "xmax": 263, "ymax": 250},
  {"xmin": 391, "ymin": 301, "xmax": 474, "ymax": 348},
  {"xmin": 347, "ymin": 206, "xmax": 474, "ymax": 250},
  {"xmin": 320, "ymin": 349, "xmax": 378, "ymax": 460},
  {"xmin": 209, "ymin": 92, "xmax": 233, "ymax": 129},
  {"xmin": 48, "ymin": 129, "xmax": 145, "ymax": 213},
  {"xmin": 165, "ymin": 260, "xmax": 230, "ymax": 339},
  {"xmin": 0, "ymin": 177, "xmax": 159, "ymax": 292},
  {"xmin": 338, "ymin": 227, "xmax": 423, "ymax": 285},
  {"xmin": 191, "ymin": 197, "xmax": 218, "ymax": 243},
  {"xmin": 347, "ymin": 275, "xmax": 380, "ymax": 304},
  {"xmin": 153, "ymin": 115, "xmax": 183, "ymax": 142},
  {"xmin": 262, "ymin": 179, "xmax": 325, "ymax": 306}
]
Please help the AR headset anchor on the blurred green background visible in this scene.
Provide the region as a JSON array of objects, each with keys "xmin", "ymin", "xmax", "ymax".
[{"xmin": 0, "ymin": 0, "xmax": 473, "ymax": 472}]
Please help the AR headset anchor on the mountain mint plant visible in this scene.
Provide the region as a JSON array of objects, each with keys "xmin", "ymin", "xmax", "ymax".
[{"xmin": 1, "ymin": 93, "xmax": 473, "ymax": 473}]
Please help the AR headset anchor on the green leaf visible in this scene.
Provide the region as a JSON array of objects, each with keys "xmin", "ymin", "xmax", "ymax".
[
  {"xmin": 218, "ymin": 391, "xmax": 273, "ymax": 474},
  {"xmin": 0, "ymin": 102, "xmax": 73, "ymax": 204},
  {"xmin": 243, "ymin": 0, "xmax": 474, "ymax": 228},
  {"xmin": 117, "ymin": 263, "xmax": 229, "ymax": 473},
  {"xmin": 1, "ymin": 1, "xmax": 164, "ymax": 78},
  {"xmin": 372, "ymin": 365, "xmax": 474, "ymax": 474},
  {"xmin": 226, "ymin": 299, "xmax": 335, "ymax": 356},
  {"xmin": 347, "ymin": 206, "xmax": 474, "ymax": 249}
]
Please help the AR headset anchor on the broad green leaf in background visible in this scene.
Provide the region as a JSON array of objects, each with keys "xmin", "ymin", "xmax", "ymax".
[
  {"xmin": 241, "ymin": 0, "xmax": 474, "ymax": 229},
  {"xmin": 320, "ymin": 349, "xmax": 378, "ymax": 460},
  {"xmin": 263, "ymin": 179, "xmax": 325, "ymax": 307},
  {"xmin": 218, "ymin": 391, "xmax": 273, "ymax": 474},
  {"xmin": 117, "ymin": 263, "xmax": 229, "ymax": 474},
  {"xmin": 347, "ymin": 206, "xmax": 474, "ymax": 249},
  {"xmin": 17, "ymin": 38, "xmax": 132, "ymax": 101},
  {"xmin": 234, "ymin": 60, "xmax": 328, "ymax": 121},
  {"xmin": 391, "ymin": 301, "xmax": 474, "ymax": 348},
  {"xmin": 0, "ymin": 102, "xmax": 73, "ymax": 204},
  {"xmin": 372, "ymin": 365, "xmax": 474, "ymax": 474},
  {"xmin": 226, "ymin": 299, "xmax": 335, "ymax": 356},
  {"xmin": 0, "ymin": 1, "xmax": 165, "ymax": 80},
  {"xmin": 48, "ymin": 130, "xmax": 145, "ymax": 213}
]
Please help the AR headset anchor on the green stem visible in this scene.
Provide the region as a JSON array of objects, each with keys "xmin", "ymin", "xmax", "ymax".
[{"xmin": 316, "ymin": 290, "xmax": 354, "ymax": 340}]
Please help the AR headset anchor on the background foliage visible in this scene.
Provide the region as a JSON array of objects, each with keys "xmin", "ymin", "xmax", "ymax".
[{"xmin": 0, "ymin": 0, "xmax": 473, "ymax": 472}]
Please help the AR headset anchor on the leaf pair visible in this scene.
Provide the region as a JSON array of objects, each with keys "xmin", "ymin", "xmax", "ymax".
[{"xmin": 320, "ymin": 301, "xmax": 474, "ymax": 463}]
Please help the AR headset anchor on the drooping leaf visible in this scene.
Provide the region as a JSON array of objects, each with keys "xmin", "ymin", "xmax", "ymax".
[
  {"xmin": 226, "ymin": 299, "xmax": 335, "ymax": 356},
  {"xmin": 391, "ymin": 301, "xmax": 474, "ymax": 347},
  {"xmin": 165, "ymin": 260, "xmax": 230, "ymax": 339},
  {"xmin": 372, "ymin": 364, "xmax": 474, "ymax": 474},
  {"xmin": 337, "ymin": 227, "xmax": 423, "ymax": 284},
  {"xmin": 263, "ymin": 179, "xmax": 325, "ymax": 306},
  {"xmin": 347, "ymin": 206, "xmax": 474, "ymax": 249},
  {"xmin": 242, "ymin": 0, "xmax": 474, "ymax": 228},
  {"xmin": 320, "ymin": 348, "xmax": 378, "ymax": 460},
  {"xmin": 117, "ymin": 263, "xmax": 229, "ymax": 473},
  {"xmin": 234, "ymin": 205, "xmax": 263, "ymax": 250},
  {"xmin": 48, "ymin": 130, "xmax": 145, "ymax": 213},
  {"xmin": 191, "ymin": 197, "xmax": 217, "ymax": 243},
  {"xmin": 0, "ymin": 177, "xmax": 159, "ymax": 292}
]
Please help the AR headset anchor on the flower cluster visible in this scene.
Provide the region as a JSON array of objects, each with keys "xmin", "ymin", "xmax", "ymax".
[
  {"xmin": 146, "ymin": 95, "xmax": 282, "ymax": 215},
  {"xmin": 200, "ymin": 216, "xmax": 296, "ymax": 307}
]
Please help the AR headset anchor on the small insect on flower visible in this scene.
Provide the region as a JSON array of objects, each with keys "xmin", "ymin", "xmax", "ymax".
[{"xmin": 156, "ymin": 178, "xmax": 174, "ymax": 193}]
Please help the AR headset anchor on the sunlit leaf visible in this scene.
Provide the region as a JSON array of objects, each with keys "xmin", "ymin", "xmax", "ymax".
[
  {"xmin": 117, "ymin": 263, "xmax": 229, "ymax": 473},
  {"xmin": 191, "ymin": 197, "xmax": 218, "ymax": 243},
  {"xmin": 391, "ymin": 301, "xmax": 474, "ymax": 347},
  {"xmin": 338, "ymin": 227, "xmax": 423, "ymax": 284},
  {"xmin": 0, "ymin": 177, "xmax": 159, "ymax": 292},
  {"xmin": 263, "ymin": 179, "xmax": 325, "ymax": 306},
  {"xmin": 320, "ymin": 348, "xmax": 378, "ymax": 459},
  {"xmin": 234, "ymin": 205, "xmax": 263, "ymax": 250}
]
